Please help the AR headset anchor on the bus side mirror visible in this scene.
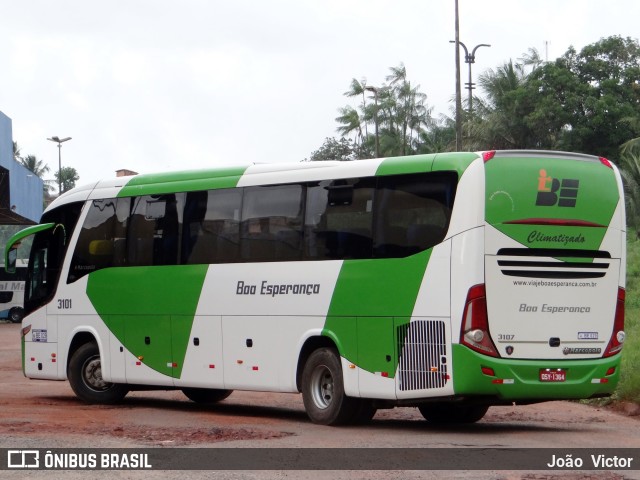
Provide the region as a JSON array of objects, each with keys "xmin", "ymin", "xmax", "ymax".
[{"xmin": 6, "ymin": 247, "xmax": 17, "ymax": 274}]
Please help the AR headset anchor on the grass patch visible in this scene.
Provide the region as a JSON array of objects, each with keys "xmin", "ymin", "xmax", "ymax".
[{"xmin": 616, "ymin": 236, "xmax": 640, "ymax": 402}]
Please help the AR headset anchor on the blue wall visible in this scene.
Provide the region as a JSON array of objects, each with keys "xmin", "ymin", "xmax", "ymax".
[{"xmin": 0, "ymin": 111, "xmax": 44, "ymax": 223}]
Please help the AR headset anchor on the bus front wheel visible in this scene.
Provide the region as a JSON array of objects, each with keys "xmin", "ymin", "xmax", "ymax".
[
  {"xmin": 68, "ymin": 342, "xmax": 128, "ymax": 404},
  {"xmin": 301, "ymin": 348, "xmax": 357, "ymax": 425},
  {"xmin": 9, "ymin": 307, "xmax": 23, "ymax": 323},
  {"xmin": 182, "ymin": 388, "xmax": 233, "ymax": 404},
  {"xmin": 418, "ymin": 403, "xmax": 488, "ymax": 424}
]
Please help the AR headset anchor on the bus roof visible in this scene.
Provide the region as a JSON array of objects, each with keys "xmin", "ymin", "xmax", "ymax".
[{"xmin": 46, "ymin": 152, "xmax": 480, "ymax": 211}]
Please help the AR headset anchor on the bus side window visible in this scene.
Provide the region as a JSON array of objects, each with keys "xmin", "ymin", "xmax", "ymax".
[
  {"xmin": 374, "ymin": 172, "xmax": 457, "ymax": 258},
  {"xmin": 183, "ymin": 188, "xmax": 242, "ymax": 265},
  {"xmin": 305, "ymin": 179, "xmax": 374, "ymax": 260},
  {"xmin": 241, "ymin": 185, "xmax": 304, "ymax": 262},
  {"xmin": 128, "ymin": 194, "xmax": 183, "ymax": 267},
  {"xmin": 68, "ymin": 198, "xmax": 131, "ymax": 283}
]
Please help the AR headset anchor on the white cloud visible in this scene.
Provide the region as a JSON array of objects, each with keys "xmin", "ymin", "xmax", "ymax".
[{"xmin": 0, "ymin": 0, "xmax": 638, "ymax": 187}]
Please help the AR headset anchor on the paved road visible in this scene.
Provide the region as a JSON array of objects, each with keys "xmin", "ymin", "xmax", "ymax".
[{"xmin": 0, "ymin": 322, "xmax": 638, "ymax": 479}]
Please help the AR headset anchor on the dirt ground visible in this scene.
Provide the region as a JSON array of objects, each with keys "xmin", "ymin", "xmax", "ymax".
[{"xmin": 1, "ymin": 321, "xmax": 638, "ymax": 479}]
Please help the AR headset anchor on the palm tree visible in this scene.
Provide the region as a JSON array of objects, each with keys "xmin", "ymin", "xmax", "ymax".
[
  {"xmin": 55, "ymin": 167, "xmax": 80, "ymax": 194},
  {"xmin": 19, "ymin": 154, "xmax": 50, "ymax": 178},
  {"xmin": 13, "ymin": 141, "xmax": 22, "ymax": 162},
  {"xmin": 335, "ymin": 106, "xmax": 364, "ymax": 147}
]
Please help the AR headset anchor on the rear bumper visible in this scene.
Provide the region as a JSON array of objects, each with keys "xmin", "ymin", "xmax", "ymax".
[{"xmin": 452, "ymin": 344, "xmax": 620, "ymax": 400}]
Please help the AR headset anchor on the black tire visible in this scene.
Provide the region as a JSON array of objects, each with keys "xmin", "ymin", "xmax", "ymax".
[
  {"xmin": 67, "ymin": 342, "xmax": 128, "ymax": 404},
  {"xmin": 418, "ymin": 403, "xmax": 489, "ymax": 424},
  {"xmin": 9, "ymin": 307, "xmax": 23, "ymax": 324},
  {"xmin": 182, "ymin": 388, "xmax": 233, "ymax": 404},
  {"xmin": 350, "ymin": 399, "xmax": 377, "ymax": 424},
  {"xmin": 301, "ymin": 348, "xmax": 357, "ymax": 425}
]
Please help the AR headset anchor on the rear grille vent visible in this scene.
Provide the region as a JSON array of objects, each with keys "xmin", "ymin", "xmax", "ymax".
[
  {"xmin": 496, "ymin": 248, "xmax": 610, "ymax": 279},
  {"xmin": 397, "ymin": 320, "xmax": 447, "ymax": 391}
]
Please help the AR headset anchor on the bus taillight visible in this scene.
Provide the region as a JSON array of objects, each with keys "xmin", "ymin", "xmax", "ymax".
[
  {"xmin": 603, "ymin": 287, "xmax": 625, "ymax": 357},
  {"xmin": 460, "ymin": 284, "xmax": 499, "ymax": 357}
]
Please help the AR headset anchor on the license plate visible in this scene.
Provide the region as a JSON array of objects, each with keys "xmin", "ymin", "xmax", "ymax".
[{"xmin": 539, "ymin": 369, "xmax": 566, "ymax": 382}]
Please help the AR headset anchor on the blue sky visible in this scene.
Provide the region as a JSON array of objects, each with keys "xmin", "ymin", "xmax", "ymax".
[{"xmin": 0, "ymin": 0, "xmax": 638, "ymax": 189}]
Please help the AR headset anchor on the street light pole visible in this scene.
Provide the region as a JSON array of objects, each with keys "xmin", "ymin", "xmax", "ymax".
[
  {"xmin": 454, "ymin": 0, "xmax": 462, "ymax": 152},
  {"xmin": 364, "ymin": 86, "xmax": 380, "ymax": 158},
  {"xmin": 450, "ymin": 40, "xmax": 490, "ymax": 139},
  {"xmin": 47, "ymin": 136, "xmax": 72, "ymax": 195}
]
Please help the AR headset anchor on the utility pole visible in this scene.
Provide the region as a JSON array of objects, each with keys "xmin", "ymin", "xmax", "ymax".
[{"xmin": 454, "ymin": 0, "xmax": 462, "ymax": 151}]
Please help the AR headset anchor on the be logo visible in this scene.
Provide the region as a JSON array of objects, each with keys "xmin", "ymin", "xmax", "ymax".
[{"xmin": 536, "ymin": 169, "xmax": 579, "ymax": 207}]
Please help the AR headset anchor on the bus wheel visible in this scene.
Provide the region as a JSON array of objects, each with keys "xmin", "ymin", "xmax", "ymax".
[
  {"xmin": 9, "ymin": 307, "xmax": 24, "ymax": 323},
  {"xmin": 302, "ymin": 348, "xmax": 356, "ymax": 425},
  {"xmin": 182, "ymin": 388, "xmax": 233, "ymax": 404},
  {"xmin": 418, "ymin": 403, "xmax": 488, "ymax": 424},
  {"xmin": 68, "ymin": 342, "xmax": 128, "ymax": 404}
]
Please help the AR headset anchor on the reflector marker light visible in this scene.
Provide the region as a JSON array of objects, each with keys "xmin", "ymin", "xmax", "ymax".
[
  {"xmin": 252, "ymin": 366, "xmax": 259, "ymax": 371},
  {"xmin": 375, "ymin": 372, "xmax": 389, "ymax": 377},
  {"xmin": 599, "ymin": 157, "xmax": 613, "ymax": 169},
  {"xmin": 483, "ymin": 151, "xmax": 496, "ymax": 162},
  {"xmin": 209, "ymin": 364, "xmax": 215, "ymax": 369},
  {"xmin": 481, "ymin": 367, "xmax": 495, "ymax": 377},
  {"xmin": 135, "ymin": 361, "xmax": 141, "ymax": 366},
  {"xmin": 606, "ymin": 367, "xmax": 616, "ymax": 376},
  {"xmin": 591, "ymin": 378, "xmax": 609, "ymax": 384},
  {"xmin": 491, "ymin": 379, "xmax": 515, "ymax": 384}
]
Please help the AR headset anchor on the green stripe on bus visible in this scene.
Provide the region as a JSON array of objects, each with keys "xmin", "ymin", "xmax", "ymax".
[
  {"xmin": 375, "ymin": 152, "xmax": 478, "ymax": 178},
  {"xmin": 323, "ymin": 250, "xmax": 432, "ymax": 377},
  {"xmin": 86, "ymin": 265, "xmax": 208, "ymax": 378},
  {"xmin": 118, "ymin": 167, "xmax": 248, "ymax": 197}
]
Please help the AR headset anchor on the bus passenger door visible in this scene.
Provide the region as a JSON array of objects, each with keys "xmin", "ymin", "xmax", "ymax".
[{"xmin": 357, "ymin": 316, "xmax": 397, "ymax": 399}]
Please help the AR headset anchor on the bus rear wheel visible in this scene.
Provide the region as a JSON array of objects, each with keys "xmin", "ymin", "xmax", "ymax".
[
  {"xmin": 418, "ymin": 403, "xmax": 488, "ymax": 424},
  {"xmin": 301, "ymin": 348, "xmax": 357, "ymax": 425},
  {"xmin": 68, "ymin": 342, "xmax": 128, "ymax": 404},
  {"xmin": 182, "ymin": 388, "xmax": 233, "ymax": 404}
]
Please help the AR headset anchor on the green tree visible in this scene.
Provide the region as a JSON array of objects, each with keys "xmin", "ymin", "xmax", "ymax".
[
  {"xmin": 13, "ymin": 141, "xmax": 21, "ymax": 162},
  {"xmin": 470, "ymin": 53, "xmax": 547, "ymax": 150},
  {"xmin": 19, "ymin": 154, "xmax": 50, "ymax": 178},
  {"xmin": 619, "ymin": 144, "xmax": 640, "ymax": 235},
  {"xmin": 54, "ymin": 166, "xmax": 80, "ymax": 193},
  {"xmin": 304, "ymin": 137, "xmax": 365, "ymax": 162},
  {"xmin": 333, "ymin": 63, "xmax": 435, "ymax": 159}
]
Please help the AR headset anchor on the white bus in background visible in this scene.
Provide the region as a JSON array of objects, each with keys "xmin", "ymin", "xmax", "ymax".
[{"xmin": 0, "ymin": 258, "xmax": 27, "ymax": 323}]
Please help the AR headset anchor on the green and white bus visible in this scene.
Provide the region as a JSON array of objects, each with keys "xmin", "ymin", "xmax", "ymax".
[{"xmin": 4, "ymin": 150, "xmax": 626, "ymax": 425}]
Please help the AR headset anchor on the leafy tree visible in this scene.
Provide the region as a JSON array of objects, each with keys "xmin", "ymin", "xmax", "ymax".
[
  {"xmin": 619, "ymin": 144, "xmax": 640, "ymax": 235},
  {"xmin": 54, "ymin": 166, "xmax": 79, "ymax": 193},
  {"xmin": 304, "ymin": 137, "xmax": 367, "ymax": 162}
]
